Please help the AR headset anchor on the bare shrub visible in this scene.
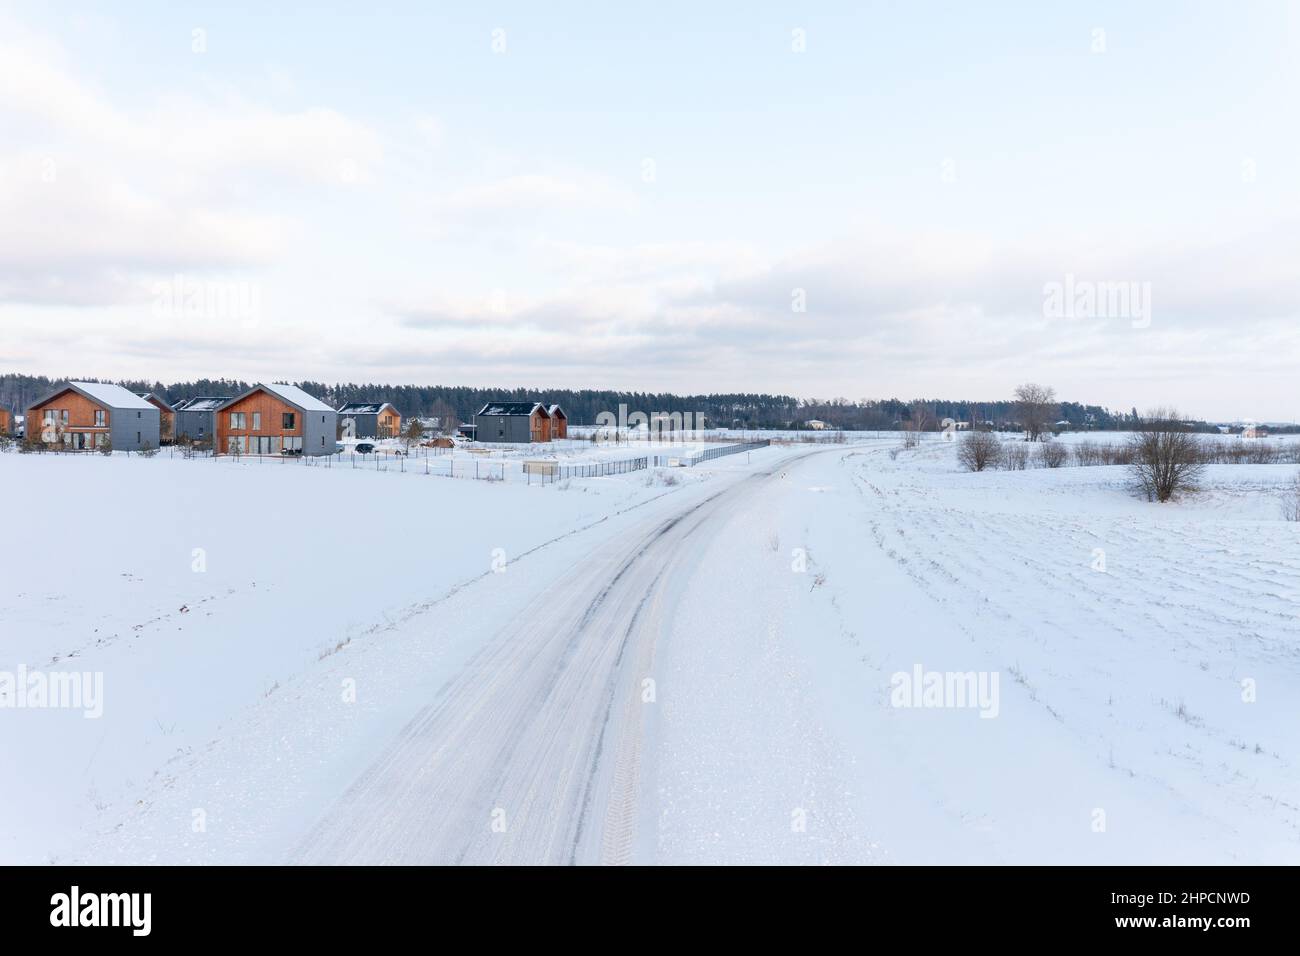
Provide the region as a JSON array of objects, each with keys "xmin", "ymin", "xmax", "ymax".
[
  {"xmin": 1128, "ymin": 408, "xmax": 1204, "ymax": 502},
  {"xmin": 1282, "ymin": 473, "xmax": 1300, "ymax": 522},
  {"xmin": 138, "ymin": 441, "xmax": 158, "ymax": 458},
  {"xmin": 900, "ymin": 404, "xmax": 934, "ymax": 449},
  {"xmin": 1001, "ymin": 442, "xmax": 1029, "ymax": 470},
  {"xmin": 1072, "ymin": 441, "xmax": 1102, "ymax": 467},
  {"xmin": 1037, "ymin": 441, "xmax": 1068, "ymax": 468},
  {"xmin": 957, "ymin": 430, "xmax": 1000, "ymax": 471}
]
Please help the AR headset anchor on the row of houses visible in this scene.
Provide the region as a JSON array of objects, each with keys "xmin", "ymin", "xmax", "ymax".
[
  {"xmin": 472, "ymin": 402, "xmax": 567, "ymax": 442},
  {"xmin": 6, "ymin": 382, "xmax": 339, "ymax": 455},
  {"xmin": 3, "ymin": 383, "xmax": 573, "ymax": 453}
]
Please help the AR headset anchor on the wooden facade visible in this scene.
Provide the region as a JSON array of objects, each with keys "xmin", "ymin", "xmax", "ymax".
[
  {"xmin": 377, "ymin": 406, "xmax": 402, "ymax": 439},
  {"xmin": 27, "ymin": 388, "xmax": 111, "ymax": 449},
  {"xmin": 140, "ymin": 394, "xmax": 175, "ymax": 443},
  {"xmin": 548, "ymin": 405, "xmax": 568, "ymax": 439},
  {"xmin": 532, "ymin": 408, "xmax": 551, "ymax": 443},
  {"xmin": 216, "ymin": 389, "xmax": 305, "ymax": 456}
]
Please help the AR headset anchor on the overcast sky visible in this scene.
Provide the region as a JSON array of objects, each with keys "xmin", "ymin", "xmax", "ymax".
[{"xmin": 2, "ymin": 1, "xmax": 1299, "ymax": 419}]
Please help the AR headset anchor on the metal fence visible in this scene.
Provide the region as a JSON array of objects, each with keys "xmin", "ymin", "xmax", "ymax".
[
  {"xmin": 523, "ymin": 456, "xmax": 648, "ymax": 484},
  {"xmin": 652, "ymin": 439, "xmax": 770, "ymax": 468},
  {"xmin": 9, "ymin": 438, "xmax": 769, "ymax": 484}
]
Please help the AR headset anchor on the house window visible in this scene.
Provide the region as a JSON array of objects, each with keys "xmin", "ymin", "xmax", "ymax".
[
  {"xmin": 61, "ymin": 410, "xmax": 69, "ymax": 424},
  {"xmin": 44, "ymin": 410, "xmax": 55, "ymax": 424},
  {"xmin": 282, "ymin": 412, "xmax": 295, "ymax": 429},
  {"xmin": 252, "ymin": 412, "xmax": 261, "ymax": 431},
  {"xmin": 229, "ymin": 412, "xmax": 246, "ymax": 429},
  {"xmin": 94, "ymin": 410, "xmax": 105, "ymax": 427}
]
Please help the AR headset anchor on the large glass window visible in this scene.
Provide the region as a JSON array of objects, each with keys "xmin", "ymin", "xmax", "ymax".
[
  {"xmin": 282, "ymin": 412, "xmax": 295, "ymax": 430},
  {"xmin": 230, "ymin": 412, "xmax": 246, "ymax": 429},
  {"xmin": 253, "ymin": 412, "xmax": 261, "ymax": 431},
  {"xmin": 94, "ymin": 410, "xmax": 105, "ymax": 426}
]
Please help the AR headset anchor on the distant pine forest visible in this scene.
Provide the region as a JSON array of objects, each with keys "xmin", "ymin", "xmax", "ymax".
[{"xmin": 0, "ymin": 371, "xmax": 1201, "ymax": 431}]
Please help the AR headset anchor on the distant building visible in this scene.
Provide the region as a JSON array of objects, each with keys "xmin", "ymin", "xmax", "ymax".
[
  {"xmin": 26, "ymin": 382, "xmax": 160, "ymax": 451},
  {"xmin": 804, "ymin": 419, "xmax": 828, "ymax": 430},
  {"xmin": 547, "ymin": 404, "xmax": 568, "ymax": 439},
  {"xmin": 474, "ymin": 402, "xmax": 552, "ymax": 443},
  {"xmin": 138, "ymin": 393, "xmax": 176, "ymax": 443},
  {"xmin": 215, "ymin": 383, "xmax": 337, "ymax": 456},
  {"xmin": 0, "ymin": 407, "xmax": 12, "ymax": 437},
  {"xmin": 338, "ymin": 402, "xmax": 402, "ymax": 439},
  {"xmin": 173, "ymin": 397, "xmax": 230, "ymax": 446}
]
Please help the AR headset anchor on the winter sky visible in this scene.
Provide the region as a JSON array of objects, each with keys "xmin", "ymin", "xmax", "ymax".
[{"xmin": 2, "ymin": 1, "xmax": 1298, "ymax": 419}]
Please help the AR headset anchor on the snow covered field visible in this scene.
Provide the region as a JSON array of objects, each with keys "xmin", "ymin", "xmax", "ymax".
[{"xmin": 2, "ymin": 436, "xmax": 1297, "ymax": 864}]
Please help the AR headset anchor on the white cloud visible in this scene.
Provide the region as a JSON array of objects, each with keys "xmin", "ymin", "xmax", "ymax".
[{"xmin": 0, "ymin": 13, "xmax": 381, "ymax": 308}]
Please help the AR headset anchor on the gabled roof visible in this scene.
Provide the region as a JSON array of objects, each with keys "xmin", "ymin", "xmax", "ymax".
[
  {"xmin": 175, "ymin": 397, "xmax": 231, "ymax": 412},
  {"xmin": 338, "ymin": 401, "xmax": 398, "ymax": 416},
  {"xmin": 137, "ymin": 392, "xmax": 174, "ymax": 411},
  {"xmin": 477, "ymin": 401, "xmax": 547, "ymax": 417},
  {"xmin": 30, "ymin": 381, "xmax": 155, "ymax": 412},
  {"xmin": 218, "ymin": 383, "xmax": 334, "ymax": 414},
  {"xmin": 547, "ymin": 404, "xmax": 567, "ymax": 418}
]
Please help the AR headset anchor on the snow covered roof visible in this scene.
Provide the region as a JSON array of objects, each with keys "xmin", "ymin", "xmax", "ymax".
[
  {"xmin": 175, "ymin": 397, "xmax": 230, "ymax": 412},
  {"xmin": 137, "ymin": 392, "xmax": 174, "ymax": 410},
  {"xmin": 547, "ymin": 404, "xmax": 566, "ymax": 418},
  {"xmin": 477, "ymin": 401, "xmax": 546, "ymax": 417},
  {"xmin": 219, "ymin": 383, "xmax": 333, "ymax": 413},
  {"xmin": 338, "ymin": 402, "xmax": 396, "ymax": 415},
  {"xmin": 263, "ymin": 383, "xmax": 333, "ymax": 412},
  {"xmin": 60, "ymin": 382, "xmax": 154, "ymax": 410}
]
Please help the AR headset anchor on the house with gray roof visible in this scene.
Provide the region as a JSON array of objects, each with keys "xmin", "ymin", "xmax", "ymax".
[
  {"xmin": 172, "ymin": 397, "xmax": 230, "ymax": 446},
  {"xmin": 474, "ymin": 401, "xmax": 553, "ymax": 443},
  {"xmin": 26, "ymin": 382, "xmax": 160, "ymax": 451},
  {"xmin": 215, "ymin": 383, "xmax": 337, "ymax": 457},
  {"xmin": 337, "ymin": 401, "xmax": 402, "ymax": 439}
]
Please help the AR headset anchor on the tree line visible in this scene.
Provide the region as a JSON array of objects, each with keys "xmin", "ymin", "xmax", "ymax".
[{"xmin": 0, "ymin": 371, "xmax": 1203, "ymax": 431}]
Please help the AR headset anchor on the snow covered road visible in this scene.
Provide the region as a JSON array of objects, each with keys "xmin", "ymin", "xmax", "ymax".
[{"xmin": 290, "ymin": 460, "xmax": 813, "ymax": 864}]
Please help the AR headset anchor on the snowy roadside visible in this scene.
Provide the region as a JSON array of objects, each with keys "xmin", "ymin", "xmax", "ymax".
[
  {"xmin": 650, "ymin": 441, "xmax": 1300, "ymax": 863},
  {"xmin": 0, "ymin": 450, "xmax": 728, "ymax": 863}
]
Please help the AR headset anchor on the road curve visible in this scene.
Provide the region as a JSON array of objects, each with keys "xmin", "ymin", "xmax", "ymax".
[{"xmin": 290, "ymin": 452, "xmax": 811, "ymax": 865}]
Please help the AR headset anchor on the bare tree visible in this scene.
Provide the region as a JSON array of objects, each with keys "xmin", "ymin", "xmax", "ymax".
[
  {"xmin": 957, "ymin": 430, "xmax": 1000, "ymax": 471},
  {"xmin": 1128, "ymin": 408, "xmax": 1204, "ymax": 502},
  {"xmin": 428, "ymin": 400, "xmax": 460, "ymax": 437},
  {"xmin": 1037, "ymin": 441, "xmax": 1068, "ymax": 468},
  {"xmin": 901, "ymin": 404, "xmax": 931, "ymax": 449},
  {"xmin": 1281, "ymin": 473, "xmax": 1300, "ymax": 522},
  {"xmin": 1013, "ymin": 383, "xmax": 1058, "ymax": 442}
]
